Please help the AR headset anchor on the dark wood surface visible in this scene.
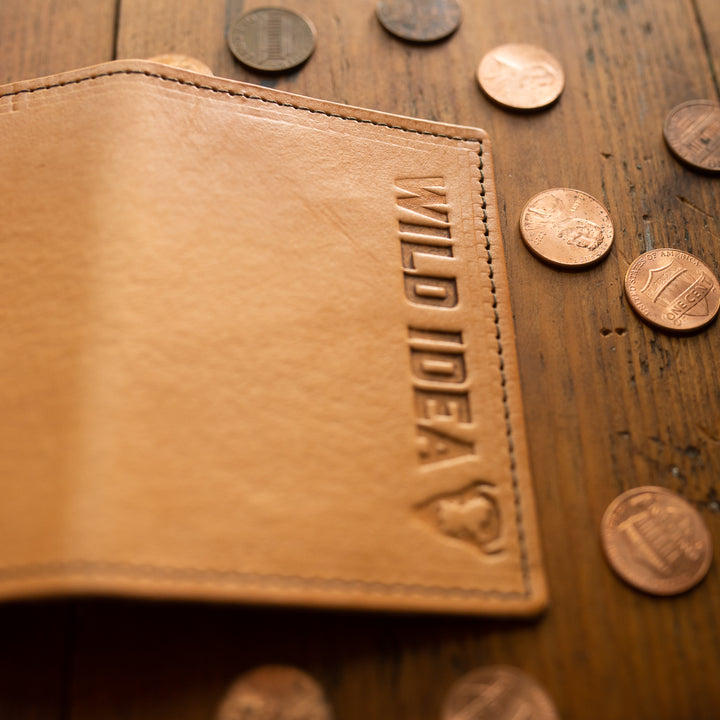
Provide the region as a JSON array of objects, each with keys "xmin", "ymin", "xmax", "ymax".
[{"xmin": 1, "ymin": 1, "xmax": 719, "ymax": 718}]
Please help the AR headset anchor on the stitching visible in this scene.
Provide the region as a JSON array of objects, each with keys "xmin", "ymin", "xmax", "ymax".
[
  {"xmin": 0, "ymin": 560, "xmax": 528, "ymax": 600},
  {"xmin": 476, "ymin": 150, "xmax": 532, "ymax": 597},
  {"xmin": 0, "ymin": 68, "xmax": 479, "ymax": 144},
  {"xmin": 0, "ymin": 67, "xmax": 534, "ymax": 603}
]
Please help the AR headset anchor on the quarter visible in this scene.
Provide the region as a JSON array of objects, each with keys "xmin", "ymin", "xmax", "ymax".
[
  {"xmin": 624, "ymin": 248, "xmax": 720, "ymax": 332},
  {"xmin": 216, "ymin": 665, "xmax": 333, "ymax": 720},
  {"xmin": 228, "ymin": 7, "xmax": 316, "ymax": 72},
  {"xmin": 375, "ymin": 0, "xmax": 462, "ymax": 42},
  {"xmin": 477, "ymin": 44, "xmax": 564, "ymax": 110},
  {"xmin": 663, "ymin": 99, "xmax": 720, "ymax": 173},
  {"xmin": 442, "ymin": 665, "xmax": 559, "ymax": 720},
  {"xmin": 601, "ymin": 486, "xmax": 713, "ymax": 596},
  {"xmin": 519, "ymin": 188, "xmax": 613, "ymax": 268}
]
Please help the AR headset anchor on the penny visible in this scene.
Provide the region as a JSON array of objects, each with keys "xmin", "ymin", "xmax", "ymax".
[
  {"xmin": 663, "ymin": 99, "xmax": 720, "ymax": 173},
  {"xmin": 442, "ymin": 665, "xmax": 559, "ymax": 720},
  {"xmin": 477, "ymin": 44, "xmax": 564, "ymax": 110},
  {"xmin": 375, "ymin": 0, "xmax": 461, "ymax": 42},
  {"xmin": 216, "ymin": 665, "xmax": 333, "ymax": 720},
  {"xmin": 228, "ymin": 7, "xmax": 316, "ymax": 72},
  {"xmin": 519, "ymin": 188, "xmax": 613, "ymax": 268},
  {"xmin": 601, "ymin": 486, "xmax": 712, "ymax": 596},
  {"xmin": 147, "ymin": 53, "xmax": 214, "ymax": 75},
  {"xmin": 624, "ymin": 248, "xmax": 720, "ymax": 332}
]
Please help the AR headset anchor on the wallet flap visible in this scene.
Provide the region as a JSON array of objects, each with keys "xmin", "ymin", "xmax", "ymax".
[{"xmin": 0, "ymin": 60, "xmax": 546, "ymax": 615}]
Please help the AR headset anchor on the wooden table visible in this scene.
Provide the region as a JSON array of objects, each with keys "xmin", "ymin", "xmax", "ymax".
[{"xmin": 1, "ymin": 1, "xmax": 719, "ymax": 718}]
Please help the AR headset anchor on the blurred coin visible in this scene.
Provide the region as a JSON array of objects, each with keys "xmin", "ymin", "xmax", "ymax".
[
  {"xmin": 601, "ymin": 486, "xmax": 712, "ymax": 596},
  {"xmin": 147, "ymin": 53, "xmax": 214, "ymax": 75},
  {"xmin": 228, "ymin": 7, "xmax": 316, "ymax": 72},
  {"xmin": 519, "ymin": 188, "xmax": 613, "ymax": 268},
  {"xmin": 442, "ymin": 665, "xmax": 559, "ymax": 720},
  {"xmin": 375, "ymin": 0, "xmax": 461, "ymax": 42},
  {"xmin": 624, "ymin": 248, "xmax": 720, "ymax": 332},
  {"xmin": 663, "ymin": 99, "xmax": 720, "ymax": 173},
  {"xmin": 216, "ymin": 665, "xmax": 333, "ymax": 720},
  {"xmin": 477, "ymin": 44, "xmax": 564, "ymax": 110}
]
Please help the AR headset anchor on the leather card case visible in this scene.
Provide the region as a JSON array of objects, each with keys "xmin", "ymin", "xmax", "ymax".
[{"xmin": 0, "ymin": 60, "xmax": 546, "ymax": 615}]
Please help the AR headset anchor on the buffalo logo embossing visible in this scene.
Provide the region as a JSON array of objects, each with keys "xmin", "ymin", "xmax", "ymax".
[{"xmin": 416, "ymin": 482, "xmax": 504, "ymax": 554}]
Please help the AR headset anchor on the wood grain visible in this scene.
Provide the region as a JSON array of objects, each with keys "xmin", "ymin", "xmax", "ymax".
[
  {"xmin": 2, "ymin": 0, "xmax": 720, "ymax": 718},
  {"xmin": 695, "ymin": 0, "xmax": 720, "ymax": 88},
  {"xmin": 0, "ymin": 0, "xmax": 117, "ymax": 83}
]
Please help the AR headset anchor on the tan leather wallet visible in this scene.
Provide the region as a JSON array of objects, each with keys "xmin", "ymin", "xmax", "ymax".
[{"xmin": 0, "ymin": 60, "xmax": 546, "ymax": 615}]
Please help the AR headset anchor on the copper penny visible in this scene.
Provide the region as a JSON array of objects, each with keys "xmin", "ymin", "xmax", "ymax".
[
  {"xmin": 624, "ymin": 248, "xmax": 720, "ymax": 332},
  {"xmin": 216, "ymin": 665, "xmax": 333, "ymax": 720},
  {"xmin": 442, "ymin": 665, "xmax": 559, "ymax": 720},
  {"xmin": 375, "ymin": 0, "xmax": 461, "ymax": 42},
  {"xmin": 477, "ymin": 44, "xmax": 564, "ymax": 110},
  {"xmin": 147, "ymin": 53, "xmax": 214, "ymax": 75},
  {"xmin": 228, "ymin": 7, "xmax": 316, "ymax": 72},
  {"xmin": 663, "ymin": 99, "xmax": 720, "ymax": 173},
  {"xmin": 519, "ymin": 188, "xmax": 613, "ymax": 268},
  {"xmin": 601, "ymin": 486, "xmax": 712, "ymax": 596}
]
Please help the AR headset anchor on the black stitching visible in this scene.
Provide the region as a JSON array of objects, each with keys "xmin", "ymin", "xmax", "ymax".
[
  {"xmin": 1, "ymin": 69, "xmax": 480, "ymax": 144},
  {"xmin": 477, "ymin": 149, "xmax": 532, "ymax": 597}
]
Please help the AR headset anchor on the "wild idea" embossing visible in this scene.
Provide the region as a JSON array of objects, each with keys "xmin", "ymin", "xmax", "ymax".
[{"xmin": 395, "ymin": 178, "xmax": 477, "ymax": 468}]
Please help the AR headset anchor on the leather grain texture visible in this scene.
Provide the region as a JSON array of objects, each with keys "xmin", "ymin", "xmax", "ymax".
[{"xmin": 0, "ymin": 60, "xmax": 546, "ymax": 615}]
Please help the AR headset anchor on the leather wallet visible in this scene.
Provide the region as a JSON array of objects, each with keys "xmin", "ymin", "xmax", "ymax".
[{"xmin": 0, "ymin": 60, "xmax": 546, "ymax": 615}]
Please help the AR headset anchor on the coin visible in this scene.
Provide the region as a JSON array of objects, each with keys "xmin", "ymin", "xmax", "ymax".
[
  {"xmin": 228, "ymin": 7, "xmax": 316, "ymax": 72},
  {"xmin": 663, "ymin": 99, "xmax": 720, "ymax": 173},
  {"xmin": 216, "ymin": 665, "xmax": 333, "ymax": 720},
  {"xmin": 477, "ymin": 44, "xmax": 564, "ymax": 110},
  {"xmin": 624, "ymin": 248, "xmax": 720, "ymax": 332},
  {"xmin": 375, "ymin": 0, "xmax": 461, "ymax": 42},
  {"xmin": 147, "ymin": 53, "xmax": 214, "ymax": 75},
  {"xmin": 442, "ymin": 665, "xmax": 559, "ymax": 720},
  {"xmin": 601, "ymin": 486, "xmax": 712, "ymax": 596},
  {"xmin": 519, "ymin": 188, "xmax": 613, "ymax": 268}
]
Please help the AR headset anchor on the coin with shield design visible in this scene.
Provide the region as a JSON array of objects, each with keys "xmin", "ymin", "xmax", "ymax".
[
  {"xmin": 601, "ymin": 486, "xmax": 713, "ymax": 596},
  {"xmin": 624, "ymin": 248, "xmax": 720, "ymax": 332}
]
